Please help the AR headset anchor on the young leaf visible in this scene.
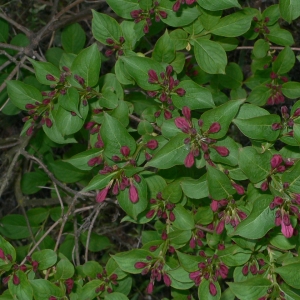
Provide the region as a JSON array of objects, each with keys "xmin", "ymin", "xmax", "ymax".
[
  {"xmin": 279, "ymin": 0, "xmax": 300, "ymax": 23},
  {"xmin": 273, "ymin": 46, "xmax": 295, "ymax": 75},
  {"xmin": 206, "ymin": 164, "xmax": 236, "ymax": 200},
  {"xmin": 152, "ymin": 30, "xmax": 175, "ymax": 63},
  {"xmin": 193, "ymin": 38, "xmax": 227, "ymax": 74},
  {"xmin": 197, "ymin": 0, "xmax": 241, "ymax": 11},
  {"xmin": 61, "ymin": 23, "xmax": 86, "ymax": 54}
]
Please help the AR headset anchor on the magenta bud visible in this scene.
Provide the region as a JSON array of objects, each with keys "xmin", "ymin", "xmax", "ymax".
[
  {"xmin": 159, "ymin": 10, "xmax": 167, "ymax": 19},
  {"xmin": 271, "ymin": 154, "xmax": 282, "ymax": 169},
  {"xmin": 232, "ymin": 183, "xmax": 245, "ymax": 195},
  {"xmin": 129, "ymin": 184, "xmax": 139, "ymax": 203},
  {"xmin": 242, "ymin": 264, "xmax": 249, "ymax": 276},
  {"xmin": 273, "ymin": 196, "xmax": 283, "ymax": 205},
  {"xmin": 146, "ymin": 140, "xmax": 158, "ymax": 150},
  {"xmin": 147, "ymin": 281, "xmax": 154, "ymax": 294},
  {"xmin": 172, "ymin": 0, "xmax": 181, "ymax": 12},
  {"xmin": 46, "ymin": 74, "xmax": 56, "ymax": 81},
  {"xmin": 133, "ymin": 174, "xmax": 141, "ymax": 183},
  {"xmin": 163, "ymin": 274, "xmax": 172, "ymax": 286},
  {"xmin": 45, "ymin": 118, "xmax": 52, "ymax": 128},
  {"xmin": 106, "ymin": 38, "xmax": 114, "ymax": 44},
  {"xmin": 32, "ymin": 260, "xmax": 39, "ymax": 272},
  {"xmin": 147, "ymin": 91, "xmax": 158, "ymax": 98},
  {"xmin": 146, "ymin": 210, "xmax": 156, "ymax": 219},
  {"xmin": 175, "ymin": 88, "xmax": 185, "ymax": 96},
  {"xmin": 25, "ymin": 103, "xmax": 36, "ymax": 110},
  {"xmin": 105, "ymin": 49, "xmax": 114, "ymax": 57},
  {"xmin": 166, "ymin": 65, "xmax": 173, "ymax": 76},
  {"xmin": 250, "ymin": 264, "xmax": 258, "ymax": 275},
  {"xmin": 208, "ymin": 122, "xmax": 221, "ymax": 134},
  {"xmin": 26, "ymin": 125, "xmax": 34, "ymax": 136},
  {"xmin": 161, "ymin": 231, "xmax": 168, "ymax": 240},
  {"xmin": 96, "ymin": 186, "xmax": 109, "ymax": 203},
  {"xmin": 271, "ymin": 123, "xmax": 282, "ymax": 130},
  {"xmin": 182, "ymin": 106, "xmax": 191, "ymax": 120},
  {"xmin": 169, "ymin": 211, "xmax": 175, "ymax": 222},
  {"xmin": 209, "ymin": 282, "xmax": 217, "ymax": 296},
  {"xmin": 74, "ymin": 74, "xmax": 85, "ymax": 85},
  {"xmin": 216, "ymin": 220, "xmax": 225, "ymax": 234},
  {"xmin": 293, "ymin": 108, "xmax": 300, "ymax": 117},
  {"xmin": 184, "ymin": 152, "xmax": 195, "ymax": 168},
  {"xmin": 270, "ymin": 71, "xmax": 277, "ymax": 79},
  {"xmin": 261, "ymin": 181, "xmax": 268, "ymax": 191},
  {"xmin": 120, "ymin": 145, "xmax": 130, "ymax": 157},
  {"xmin": 164, "ymin": 110, "xmax": 172, "ymax": 119},
  {"xmin": 134, "ymin": 261, "xmax": 148, "ymax": 269},
  {"xmin": 13, "ymin": 274, "xmax": 20, "ymax": 285},
  {"xmin": 174, "ymin": 117, "xmax": 190, "ymax": 133},
  {"xmin": 148, "ymin": 69, "xmax": 159, "ymax": 83},
  {"xmin": 214, "ymin": 146, "xmax": 229, "ymax": 157}
]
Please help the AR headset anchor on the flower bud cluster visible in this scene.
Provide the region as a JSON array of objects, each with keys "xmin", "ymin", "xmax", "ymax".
[
  {"xmin": 105, "ymin": 36, "xmax": 125, "ymax": 57},
  {"xmin": 242, "ymin": 259, "xmax": 265, "ymax": 277},
  {"xmin": 147, "ymin": 65, "xmax": 185, "ymax": 120},
  {"xmin": 146, "ymin": 192, "xmax": 176, "ymax": 222},
  {"xmin": 85, "ymin": 122, "xmax": 101, "ymax": 135},
  {"xmin": 130, "ymin": 2, "xmax": 167, "ymax": 33},
  {"xmin": 174, "ymin": 111, "xmax": 230, "ymax": 167},
  {"xmin": 253, "ymin": 16, "xmax": 271, "ymax": 35},
  {"xmin": 266, "ymin": 82, "xmax": 285, "ymax": 106},
  {"xmin": 95, "ymin": 269, "xmax": 118, "ymax": 294},
  {"xmin": 172, "ymin": 0, "xmax": 197, "ymax": 12},
  {"xmin": 272, "ymin": 106, "xmax": 300, "ymax": 135},
  {"xmin": 189, "ymin": 254, "xmax": 228, "ymax": 296},
  {"xmin": 134, "ymin": 259, "xmax": 171, "ymax": 294},
  {"xmin": 210, "ymin": 199, "xmax": 247, "ymax": 233},
  {"xmin": 189, "ymin": 229, "xmax": 205, "ymax": 249}
]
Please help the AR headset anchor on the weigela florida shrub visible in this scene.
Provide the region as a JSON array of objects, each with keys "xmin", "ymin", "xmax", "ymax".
[{"xmin": 1, "ymin": 0, "xmax": 300, "ymax": 299}]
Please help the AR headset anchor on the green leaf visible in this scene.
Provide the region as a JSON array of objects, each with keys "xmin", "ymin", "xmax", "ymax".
[
  {"xmin": 8, "ymin": 271, "xmax": 33, "ymax": 300},
  {"xmin": 279, "ymin": 0, "xmax": 300, "ymax": 23},
  {"xmin": 233, "ymin": 195, "xmax": 276, "ymax": 239},
  {"xmin": 0, "ymin": 18, "xmax": 9, "ymax": 42},
  {"xmin": 58, "ymin": 87, "xmax": 81, "ymax": 116},
  {"xmin": 82, "ymin": 261, "xmax": 103, "ymax": 278},
  {"xmin": 238, "ymin": 147, "xmax": 272, "ymax": 183},
  {"xmin": 80, "ymin": 231, "xmax": 111, "ymax": 252},
  {"xmin": 64, "ymin": 148, "xmax": 103, "ymax": 171},
  {"xmin": 159, "ymin": 0, "xmax": 200, "ymax": 27},
  {"xmin": 71, "ymin": 43, "xmax": 101, "ymax": 87},
  {"xmin": 28, "ymin": 59, "xmax": 61, "ymax": 85},
  {"xmin": 206, "ymin": 164, "xmax": 235, "ymax": 200},
  {"xmin": 84, "ymin": 172, "xmax": 117, "ymax": 192},
  {"xmin": 79, "ymin": 280, "xmax": 102, "ymax": 299},
  {"xmin": 31, "ymin": 249, "xmax": 57, "ymax": 270},
  {"xmin": 106, "ymin": 0, "xmax": 139, "ymax": 19},
  {"xmin": 176, "ymin": 251, "xmax": 204, "ymax": 272},
  {"xmin": 30, "ymin": 279, "xmax": 64, "ymax": 300},
  {"xmin": 217, "ymin": 245, "xmax": 251, "ymax": 266},
  {"xmin": 193, "ymin": 38, "xmax": 227, "ymax": 74},
  {"xmin": 198, "ymin": 279, "xmax": 221, "ymax": 300},
  {"xmin": 282, "ymin": 160, "xmax": 300, "ymax": 193},
  {"xmin": 227, "ymin": 276, "xmax": 272, "ymax": 300},
  {"xmin": 180, "ymin": 175, "xmax": 208, "ymax": 199},
  {"xmin": 233, "ymin": 114, "xmax": 281, "ymax": 141},
  {"xmin": 247, "ymin": 85, "xmax": 272, "ymax": 106},
  {"xmin": 280, "ymin": 283, "xmax": 300, "ymax": 300},
  {"xmin": 172, "ymin": 80, "xmax": 215, "ymax": 110},
  {"xmin": 101, "ymin": 113, "xmax": 136, "ymax": 160},
  {"xmin": 162, "ymin": 181, "xmax": 182, "ymax": 203},
  {"xmin": 273, "ymin": 46, "xmax": 295, "ymax": 75},
  {"xmin": 117, "ymin": 177, "xmax": 148, "ymax": 219},
  {"xmin": 45, "ymin": 47, "xmax": 64, "ymax": 67},
  {"xmin": 0, "ymin": 215, "xmax": 39, "ymax": 239},
  {"xmin": 152, "ymin": 30, "xmax": 175, "ymax": 63},
  {"xmin": 113, "ymin": 249, "xmax": 154, "ymax": 274},
  {"xmin": 54, "ymin": 257, "xmax": 74, "ymax": 280},
  {"xmin": 172, "ymin": 204, "xmax": 195, "ymax": 230},
  {"xmin": 92, "ymin": 10, "xmax": 122, "ymax": 44},
  {"xmin": 169, "ymin": 29, "xmax": 188, "ymax": 50},
  {"xmin": 270, "ymin": 232, "xmax": 297, "ymax": 250},
  {"xmin": 120, "ymin": 55, "xmax": 164, "ymax": 90},
  {"xmin": 201, "ymin": 99, "xmax": 244, "ymax": 139},
  {"xmin": 210, "ymin": 10, "xmax": 253, "ymax": 37},
  {"xmin": 100, "ymin": 89, "xmax": 118, "ymax": 109},
  {"xmin": 6, "ymin": 81, "xmax": 42, "ymax": 110},
  {"xmin": 263, "ymin": 4, "xmax": 280, "ymax": 25},
  {"xmin": 218, "ymin": 63, "xmax": 243, "ymax": 90},
  {"xmin": 105, "ymin": 293, "xmax": 129, "ymax": 300},
  {"xmin": 146, "ymin": 133, "xmax": 189, "ymax": 169},
  {"xmin": 282, "ymin": 82, "xmax": 300, "ymax": 99},
  {"xmin": 253, "ymin": 39, "xmax": 270, "ymax": 59},
  {"xmin": 197, "ymin": 0, "xmax": 241, "ymax": 11},
  {"xmin": 266, "ymin": 27, "xmax": 294, "ymax": 46},
  {"xmin": 21, "ymin": 171, "xmax": 48, "ymax": 195},
  {"xmin": 0, "ymin": 235, "xmax": 16, "ymax": 264},
  {"xmin": 61, "ymin": 23, "xmax": 86, "ymax": 54}
]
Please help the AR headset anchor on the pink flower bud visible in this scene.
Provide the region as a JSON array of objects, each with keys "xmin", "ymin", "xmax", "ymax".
[
  {"xmin": 106, "ymin": 38, "xmax": 114, "ymax": 44},
  {"xmin": 130, "ymin": 10, "xmax": 140, "ymax": 18},
  {"xmin": 281, "ymin": 221, "xmax": 293, "ymax": 238},
  {"xmin": 148, "ymin": 70, "xmax": 159, "ymax": 83},
  {"xmin": 214, "ymin": 146, "xmax": 229, "ymax": 157},
  {"xmin": 96, "ymin": 186, "xmax": 109, "ymax": 203},
  {"xmin": 112, "ymin": 182, "xmax": 119, "ymax": 195},
  {"xmin": 145, "ymin": 152, "xmax": 152, "ymax": 161},
  {"xmin": 270, "ymin": 71, "xmax": 277, "ymax": 79},
  {"xmin": 159, "ymin": 10, "xmax": 167, "ymax": 18},
  {"xmin": 250, "ymin": 264, "xmax": 258, "ymax": 275},
  {"xmin": 45, "ymin": 118, "xmax": 52, "ymax": 128},
  {"xmin": 260, "ymin": 181, "xmax": 268, "ymax": 191},
  {"xmin": 182, "ymin": 106, "xmax": 191, "ymax": 120},
  {"xmin": 210, "ymin": 200, "xmax": 219, "ymax": 212},
  {"xmin": 32, "ymin": 261, "xmax": 39, "ymax": 272},
  {"xmin": 271, "ymin": 154, "xmax": 282, "ymax": 169},
  {"xmin": 242, "ymin": 264, "xmax": 249, "ymax": 275},
  {"xmin": 208, "ymin": 122, "xmax": 221, "ymax": 134},
  {"xmin": 146, "ymin": 140, "xmax": 158, "ymax": 150},
  {"xmin": 209, "ymin": 282, "xmax": 217, "ymax": 296},
  {"xmin": 175, "ymin": 88, "xmax": 186, "ymax": 96},
  {"xmin": 273, "ymin": 196, "xmax": 283, "ymax": 205},
  {"xmin": 88, "ymin": 157, "xmax": 99, "ymax": 167},
  {"xmin": 134, "ymin": 261, "xmax": 148, "ymax": 269},
  {"xmin": 147, "ymin": 281, "xmax": 154, "ymax": 294},
  {"xmin": 13, "ymin": 274, "xmax": 20, "ymax": 285},
  {"xmin": 143, "ymin": 24, "xmax": 149, "ymax": 34},
  {"xmin": 166, "ymin": 65, "xmax": 173, "ymax": 76},
  {"xmin": 163, "ymin": 274, "xmax": 171, "ymax": 286},
  {"xmin": 172, "ymin": 0, "xmax": 181, "ymax": 12},
  {"xmin": 271, "ymin": 123, "xmax": 282, "ymax": 130},
  {"xmin": 120, "ymin": 146, "xmax": 130, "ymax": 157},
  {"xmin": 74, "ymin": 74, "xmax": 85, "ymax": 85},
  {"xmin": 232, "ymin": 183, "xmax": 245, "ymax": 195},
  {"xmin": 129, "ymin": 184, "xmax": 139, "ymax": 203},
  {"xmin": 26, "ymin": 125, "xmax": 34, "ymax": 136},
  {"xmin": 25, "ymin": 103, "xmax": 36, "ymax": 110},
  {"xmin": 147, "ymin": 91, "xmax": 158, "ymax": 98},
  {"xmin": 164, "ymin": 110, "xmax": 172, "ymax": 119},
  {"xmin": 216, "ymin": 220, "xmax": 225, "ymax": 234},
  {"xmin": 105, "ymin": 49, "xmax": 114, "ymax": 57},
  {"xmin": 146, "ymin": 210, "xmax": 156, "ymax": 219},
  {"xmin": 293, "ymin": 108, "xmax": 300, "ymax": 117},
  {"xmin": 46, "ymin": 74, "xmax": 56, "ymax": 81},
  {"xmin": 169, "ymin": 211, "xmax": 175, "ymax": 222},
  {"xmin": 184, "ymin": 152, "xmax": 195, "ymax": 168},
  {"xmin": 175, "ymin": 117, "xmax": 190, "ymax": 133},
  {"xmin": 161, "ymin": 231, "xmax": 168, "ymax": 240}
]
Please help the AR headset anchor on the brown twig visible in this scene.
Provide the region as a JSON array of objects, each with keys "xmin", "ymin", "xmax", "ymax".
[
  {"xmin": 129, "ymin": 114, "xmax": 162, "ymax": 133},
  {"xmin": 0, "ymin": 12, "xmax": 32, "ymax": 37}
]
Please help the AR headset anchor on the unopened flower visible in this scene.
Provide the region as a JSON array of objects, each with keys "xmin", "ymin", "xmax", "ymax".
[
  {"xmin": 175, "ymin": 117, "xmax": 190, "ymax": 133},
  {"xmin": 271, "ymin": 123, "xmax": 282, "ymax": 130},
  {"xmin": 209, "ymin": 282, "xmax": 217, "ymax": 296},
  {"xmin": 32, "ymin": 261, "xmax": 39, "ymax": 272},
  {"xmin": 182, "ymin": 106, "xmax": 191, "ymax": 120},
  {"xmin": 135, "ymin": 262, "xmax": 148, "ymax": 269},
  {"xmin": 210, "ymin": 200, "xmax": 219, "ymax": 212},
  {"xmin": 242, "ymin": 264, "xmax": 249, "ymax": 276},
  {"xmin": 159, "ymin": 10, "xmax": 167, "ymax": 18},
  {"xmin": 146, "ymin": 140, "xmax": 158, "ymax": 150},
  {"xmin": 13, "ymin": 274, "xmax": 20, "ymax": 285},
  {"xmin": 271, "ymin": 154, "xmax": 282, "ymax": 169},
  {"xmin": 208, "ymin": 122, "xmax": 221, "ymax": 134},
  {"xmin": 46, "ymin": 74, "xmax": 56, "ymax": 81},
  {"xmin": 164, "ymin": 110, "xmax": 172, "ymax": 119},
  {"xmin": 129, "ymin": 184, "xmax": 139, "ymax": 203},
  {"xmin": 120, "ymin": 146, "xmax": 130, "ymax": 157},
  {"xmin": 260, "ymin": 181, "xmax": 268, "ymax": 191},
  {"xmin": 175, "ymin": 88, "xmax": 186, "ymax": 96},
  {"xmin": 232, "ymin": 183, "xmax": 245, "ymax": 195},
  {"xmin": 148, "ymin": 70, "xmax": 159, "ymax": 83},
  {"xmin": 96, "ymin": 186, "xmax": 110, "ymax": 203},
  {"xmin": 74, "ymin": 74, "xmax": 85, "ymax": 85},
  {"xmin": 163, "ymin": 274, "xmax": 171, "ymax": 286},
  {"xmin": 184, "ymin": 152, "xmax": 195, "ymax": 168},
  {"xmin": 214, "ymin": 146, "xmax": 229, "ymax": 157},
  {"xmin": 216, "ymin": 220, "xmax": 225, "ymax": 234},
  {"xmin": 147, "ymin": 281, "xmax": 154, "ymax": 294},
  {"xmin": 172, "ymin": 0, "xmax": 181, "ymax": 11}
]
